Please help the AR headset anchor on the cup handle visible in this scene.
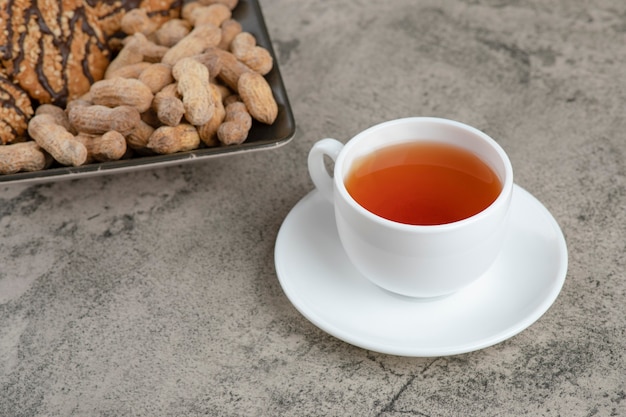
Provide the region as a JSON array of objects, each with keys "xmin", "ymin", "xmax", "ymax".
[{"xmin": 307, "ymin": 138, "xmax": 344, "ymax": 203}]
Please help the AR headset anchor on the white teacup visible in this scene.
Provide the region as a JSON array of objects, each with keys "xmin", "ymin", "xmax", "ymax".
[{"xmin": 308, "ymin": 117, "xmax": 514, "ymax": 298}]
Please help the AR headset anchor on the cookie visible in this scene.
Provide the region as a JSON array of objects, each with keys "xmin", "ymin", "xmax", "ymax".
[
  {"xmin": 0, "ymin": 70, "xmax": 34, "ymax": 145},
  {"xmin": 0, "ymin": 0, "xmax": 110, "ymax": 106}
]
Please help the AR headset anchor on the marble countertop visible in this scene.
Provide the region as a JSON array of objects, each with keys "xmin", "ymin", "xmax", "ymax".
[{"xmin": 1, "ymin": 0, "xmax": 625, "ymax": 416}]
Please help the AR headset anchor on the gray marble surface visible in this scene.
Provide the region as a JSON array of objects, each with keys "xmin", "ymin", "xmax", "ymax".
[{"xmin": 1, "ymin": 0, "xmax": 625, "ymax": 416}]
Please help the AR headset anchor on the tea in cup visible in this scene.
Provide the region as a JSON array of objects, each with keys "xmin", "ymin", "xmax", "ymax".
[{"xmin": 307, "ymin": 117, "xmax": 514, "ymax": 298}]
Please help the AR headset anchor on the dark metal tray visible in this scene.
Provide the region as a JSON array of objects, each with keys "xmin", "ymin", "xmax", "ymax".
[{"xmin": 0, "ymin": 0, "xmax": 296, "ymax": 185}]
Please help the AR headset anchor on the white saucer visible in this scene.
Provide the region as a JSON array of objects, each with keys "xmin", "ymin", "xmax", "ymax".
[{"xmin": 274, "ymin": 185, "xmax": 568, "ymax": 357}]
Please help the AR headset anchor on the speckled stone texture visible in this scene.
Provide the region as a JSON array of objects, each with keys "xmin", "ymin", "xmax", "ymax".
[{"xmin": 1, "ymin": 0, "xmax": 625, "ymax": 416}]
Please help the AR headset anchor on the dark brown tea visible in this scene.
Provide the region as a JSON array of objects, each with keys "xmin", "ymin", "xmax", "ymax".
[{"xmin": 345, "ymin": 141, "xmax": 502, "ymax": 225}]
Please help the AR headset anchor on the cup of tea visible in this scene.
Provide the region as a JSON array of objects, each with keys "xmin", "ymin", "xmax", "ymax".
[{"xmin": 307, "ymin": 117, "xmax": 514, "ymax": 298}]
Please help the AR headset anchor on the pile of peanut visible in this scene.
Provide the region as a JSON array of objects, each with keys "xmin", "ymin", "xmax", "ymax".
[{"xmin": 0, "ymin": 0, "xmax": 279, "ymax": 175}]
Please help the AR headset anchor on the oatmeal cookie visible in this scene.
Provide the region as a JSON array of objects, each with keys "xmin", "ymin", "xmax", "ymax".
[
  {"xmin": 0, "ymin": 0, "xmax": 111, "ymax": 106},
  {"xmin": 0, "ymin": 70, "xmax": 34, "ymax": 144}
]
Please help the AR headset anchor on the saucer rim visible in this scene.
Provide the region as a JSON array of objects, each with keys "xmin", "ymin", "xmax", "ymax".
[{"xmin": 274, "ymin": 184, "xmax": 568, "ymax": 357}]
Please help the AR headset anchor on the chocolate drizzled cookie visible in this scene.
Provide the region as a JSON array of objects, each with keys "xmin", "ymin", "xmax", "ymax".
[
  {"xmin": 0, "ymin": 0, "xmax": 182, "ymax": 144},
  {"xmin": 0, "ymin": 70, "xmax": 34, "ymax": 145}
]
